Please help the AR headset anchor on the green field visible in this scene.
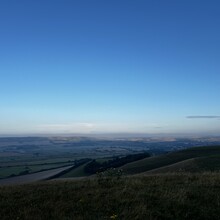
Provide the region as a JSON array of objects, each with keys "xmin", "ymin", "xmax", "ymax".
[{"xmin": 0, "ymin": 161, "xmax": 75, "ymax": 179}]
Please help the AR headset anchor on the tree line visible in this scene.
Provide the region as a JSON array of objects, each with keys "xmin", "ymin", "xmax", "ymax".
[{"xmin": 84, "ymin": 152, "xmax": 150, "ymax": 174}]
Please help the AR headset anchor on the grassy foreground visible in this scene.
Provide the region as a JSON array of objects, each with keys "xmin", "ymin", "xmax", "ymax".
[{"xmin": 1, "ymin": 173, "xmax": 220, "ymax": 220}]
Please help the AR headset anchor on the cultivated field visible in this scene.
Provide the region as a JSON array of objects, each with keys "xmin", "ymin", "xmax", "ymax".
[{"xmin": 0, "ymin": 165, "xmax": 73, "ymax": 186}]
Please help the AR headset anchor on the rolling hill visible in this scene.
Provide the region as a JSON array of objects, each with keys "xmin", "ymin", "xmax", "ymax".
[
  {"xmin": 121, "ymin": 146, "xmax": 220, "ymax": 174},
  {"xmin": 1, "ymin": 146, "xmax": 220, "ymax": 219}
]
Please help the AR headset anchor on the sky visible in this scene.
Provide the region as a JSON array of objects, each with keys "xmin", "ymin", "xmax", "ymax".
[{"xmin": 0, "ymin": 0, "xmax": 220, "ymax": 136}]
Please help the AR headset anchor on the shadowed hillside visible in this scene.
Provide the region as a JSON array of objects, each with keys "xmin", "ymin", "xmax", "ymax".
[{"xmin": 121, "ymin": 146, "xmax": 220, "ymax": 174}]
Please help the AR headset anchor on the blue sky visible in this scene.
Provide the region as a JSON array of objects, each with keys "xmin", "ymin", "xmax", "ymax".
[{"xmin": 0, "ymin": 0, "xmax": 220, "ymax": 135}]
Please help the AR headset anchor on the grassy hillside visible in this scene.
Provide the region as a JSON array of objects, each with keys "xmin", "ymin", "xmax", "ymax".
[
  {"xmin": 146, "ymin": 155, "xmax": 220, "ymax": 174},
  {"xmin": 59, "ymin": 162, "xmax": 91, "ymax": 178},
  {"xmin": 121, "ymin": 146, "xmax": 220, "ymax": 174},
  {"xmin": 1, "ymin": 173, "xmax": 220, "ymax": 220}
]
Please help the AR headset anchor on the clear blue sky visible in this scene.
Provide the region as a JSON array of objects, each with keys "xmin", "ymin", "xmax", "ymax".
[{"xmin": 0, "ymin": 0, "xmax": 220, "ymax": 135}]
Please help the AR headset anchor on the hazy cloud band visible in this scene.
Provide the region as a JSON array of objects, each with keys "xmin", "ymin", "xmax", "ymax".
[{"xmin": 187, "ymin": 116, "xmax": 220, "ymax": 119}]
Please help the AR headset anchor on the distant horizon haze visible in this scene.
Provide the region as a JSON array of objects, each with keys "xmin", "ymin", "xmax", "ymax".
[{"xmin": 0, "ymin": 131, "xmax": 220, "ymax": 139}]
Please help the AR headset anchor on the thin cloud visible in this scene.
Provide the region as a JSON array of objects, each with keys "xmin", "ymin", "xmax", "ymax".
[
  {"xmin": 186, "ymin": 116, "xmax": 220, "ymax": 119},
  {"xmin": 37, "ymin": 123, "xmax": 95, "ymax": 133}
]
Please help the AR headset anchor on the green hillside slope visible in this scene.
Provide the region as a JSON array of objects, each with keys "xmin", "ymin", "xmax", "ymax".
[
  {"xmin": 121, "ymin": 146, "xmax": 220, "ymax": 174},
  {"xmin": 145, "ymin": 155, "xmax": 220, "ymax": 174}
]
